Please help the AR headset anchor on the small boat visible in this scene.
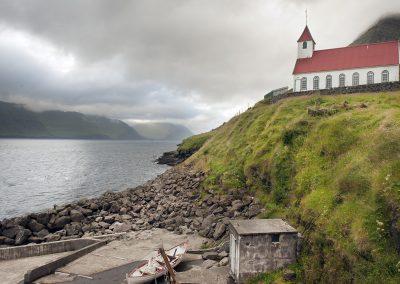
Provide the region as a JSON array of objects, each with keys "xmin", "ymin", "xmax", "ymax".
[{"xmin": 126, "ymin": 242, "xmax": 189, "ymax": 284}]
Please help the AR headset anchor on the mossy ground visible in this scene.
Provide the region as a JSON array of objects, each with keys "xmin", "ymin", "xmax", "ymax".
[{"xmin": 183, "ymin": 91, "xmax": 400, "ymax": 283}]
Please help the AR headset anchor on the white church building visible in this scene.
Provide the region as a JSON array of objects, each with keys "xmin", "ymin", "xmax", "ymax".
[{"xmin": 293, "ymin": 26, "xmax": 400, "ymax": 92}]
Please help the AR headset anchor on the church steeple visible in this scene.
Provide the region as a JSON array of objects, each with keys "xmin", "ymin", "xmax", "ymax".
[{"xmin": 297, "ymin": 25, "xmax": 315, "ymax": 59}]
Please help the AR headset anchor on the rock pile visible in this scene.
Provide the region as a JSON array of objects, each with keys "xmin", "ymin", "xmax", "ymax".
[{"xmin": 0, "ymin": 167, "xmax": 262, "ymax": 246}]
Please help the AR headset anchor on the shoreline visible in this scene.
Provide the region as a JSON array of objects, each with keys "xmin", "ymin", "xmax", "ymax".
[{"xmin": 0, "ymin": 164, "xmax": 262, "ymax": 247}]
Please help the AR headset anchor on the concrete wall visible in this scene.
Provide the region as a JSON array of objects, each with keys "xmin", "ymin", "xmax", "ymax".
[
  {"xmin": 293, "ymin": 65, "xmax": 399, "ymax": 92},
  {"xmin": 230, "ymin": 231, "xmax": 298, "ymax": 283},
  {"xmin": 0, "ymin": 238, "xmax": 98, "ymax": 260}
]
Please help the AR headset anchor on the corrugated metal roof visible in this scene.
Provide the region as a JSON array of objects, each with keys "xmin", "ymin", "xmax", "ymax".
[{"xmin": 293, "ymin": 41, "xmax": 399, "ymax": 74}]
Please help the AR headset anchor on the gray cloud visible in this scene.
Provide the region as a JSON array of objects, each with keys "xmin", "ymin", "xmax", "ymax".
[{"xmin": 0, "ymin": 0, "xmax": 399, "ymax": 132}]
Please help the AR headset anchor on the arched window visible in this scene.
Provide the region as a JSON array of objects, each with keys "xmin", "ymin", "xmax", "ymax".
[
  {"xmin": 339, "ymin": 74, "xmax": 346, "ymax": 87},
  {"xmin": 313, "ymin": 76, "xmax": 320, "ymax": 90},
  {"xmin": 326, "ymin": 75, "xmax": 332, "ymax": 89},
  {"xmin": 303, "ymin": 42, "xmax": 307, "ymax": 49},
  {"xmin": 300, "ymin": 77, "xmax": 307, "ymax": 91},
  {"xmin": 352, "ymin": 72, "xmax": 359, "ymax": 86},
  {"xmin": 367, "ymin": 71, "xmax": 374, "ymax": 84},
  {"xmin": 382, "ymin": 70, "xmax": 389, "ymax": 83}
]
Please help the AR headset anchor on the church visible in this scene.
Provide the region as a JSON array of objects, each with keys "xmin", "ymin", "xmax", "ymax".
[{"xmin": 293, "ymin": 26, "xmax": 400, "ymax": 92}]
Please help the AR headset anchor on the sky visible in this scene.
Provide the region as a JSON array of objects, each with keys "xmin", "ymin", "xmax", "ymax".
[{"xmin": 0, "ymin": 0, "xmax": 399, "ymax": 133}]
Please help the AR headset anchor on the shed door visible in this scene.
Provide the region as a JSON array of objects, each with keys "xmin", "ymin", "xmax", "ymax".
[{"xmin": 230, "ymin": 234, "xmax": 240, "ymax": 277}]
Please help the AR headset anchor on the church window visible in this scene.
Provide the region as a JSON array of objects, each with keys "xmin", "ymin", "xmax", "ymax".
[
  {"xmin": 367, "ymin": 71, "xmax": 374, "ymax": 84},
  {"xmin": 326, "ymin": 75, "xmax": 332, "ymax": 89},
  {"xmin": 382, "ymin": 70, "xmax": 389, "ymax": 83},
  {"xmin": 303, "ymin": 42, "xmax": 307, "ymax": 49},
  {"xmin": 352, "ymin": 72, "xmax": 359, "ymax": 86},
  {"xmin": 313, "ymin": 76, "xmax": 320, "ymax": 90},
  {"xmin": 339, "ymin": 74, "xmax": 346, "ymax": 87},
  {"xmin": 300, "ymin": 77, "xmax": 307, "ymax": 91}
]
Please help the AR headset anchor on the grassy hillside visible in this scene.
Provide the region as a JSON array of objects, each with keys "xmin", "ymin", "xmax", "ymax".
[
  {"xmin": 351, "ymin": 14, "xmax": 400, "ymax": 45},
  {"xmin": 0, "ymin": 101, "xmax": 143, "ymax": 139},
  {"xmin": 183, "ymin": 91, "xmax": 400, "ymax": 283}
]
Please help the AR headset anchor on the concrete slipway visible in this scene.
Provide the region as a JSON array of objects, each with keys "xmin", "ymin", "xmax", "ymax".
[{"xmin": 0, "ymin": 229, "xmax": 214, "ymax": 284}]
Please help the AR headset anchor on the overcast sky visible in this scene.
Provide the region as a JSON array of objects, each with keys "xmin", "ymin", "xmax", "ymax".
[{"xmin": 0, "ymin": 0, "xmax": 399, "ymax": 133}]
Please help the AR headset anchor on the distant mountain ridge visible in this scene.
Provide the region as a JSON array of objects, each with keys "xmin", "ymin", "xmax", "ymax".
[
  {"xmin": 351, "ymin": 14, "xmax": 400, "ymax": 45},
  {"xmin": 0, "ymin": 101, "xmax": 143, "ymax": 139}
]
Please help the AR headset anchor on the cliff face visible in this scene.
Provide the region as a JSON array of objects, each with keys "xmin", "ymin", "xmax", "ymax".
[
  {"xmin": 181, "ymin": 91, "xmax": 400, "ymax": 283},
  {"xmin": 351, "ymin": 14, "xmax": 400, "ymax": 45}
]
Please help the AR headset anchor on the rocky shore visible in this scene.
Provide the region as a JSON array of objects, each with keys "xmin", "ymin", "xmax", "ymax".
[{"xmin": 0, "ymin": 166, "xmax": 262, "ymax": 246}]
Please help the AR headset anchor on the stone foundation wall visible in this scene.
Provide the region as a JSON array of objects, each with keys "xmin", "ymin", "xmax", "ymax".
[{"xmin": 266, "ymin": 82, "xmax": 400, "ymax": 104}]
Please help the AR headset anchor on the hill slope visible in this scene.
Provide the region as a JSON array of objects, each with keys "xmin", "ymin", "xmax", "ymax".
[
  {"xmin": 351, "ymin": 14, "xmax": 400, "ymax": 45},
  {"xmin": 180, "ymin": 91, "xmax": 400, "ymax": 282},
  {"xmin": 132, "ymin": 122, "xmax": 193, "ymax": 140},
  {"xmin": 0, "ymin": 101, "xmax": 143, "ymax": 139}
]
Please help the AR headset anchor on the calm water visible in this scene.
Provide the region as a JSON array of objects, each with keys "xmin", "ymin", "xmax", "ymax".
[{"xmin": 0, "ymin": 139, "xmax": 177, "ymax": 219}]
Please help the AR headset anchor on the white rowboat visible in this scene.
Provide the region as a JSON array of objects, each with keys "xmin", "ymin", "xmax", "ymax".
[{"xmin": 126, "ymin": 242, "xmax": 188, "ymax": 284}]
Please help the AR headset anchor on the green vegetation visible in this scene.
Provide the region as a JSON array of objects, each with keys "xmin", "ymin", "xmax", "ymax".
[
  {"xmin": 183, "ymin": 91, "xmax": 400, "ymax": 283},
  {"xmin": 177, "ymin": 132, "xmax": 212, "ymax": 154}
]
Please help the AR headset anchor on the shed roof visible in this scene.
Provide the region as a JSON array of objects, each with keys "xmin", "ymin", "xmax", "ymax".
[{"xmin": 229, "ymin": 219, "xmax": 297, "ymax": 235}]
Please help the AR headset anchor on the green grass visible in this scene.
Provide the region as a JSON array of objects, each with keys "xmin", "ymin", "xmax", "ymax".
[{"xmin": 182, "ymin": 91, "xmax": 400, "ymax": 283}]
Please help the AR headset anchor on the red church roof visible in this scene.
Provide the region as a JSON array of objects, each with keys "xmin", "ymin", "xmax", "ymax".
[
  {"xmin": 293, "ymin": 41, "xmax": 399, "ymax": 75},
  {"xmin": 297, "ymin": 26, "xmax": 315, "ymax": 44}
]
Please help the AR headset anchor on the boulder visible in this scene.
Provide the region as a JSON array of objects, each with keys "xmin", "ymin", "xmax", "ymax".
[
  {"xmin": 219, "ymin": 257, "xmax": 229, "ymax": 266},
  {"xmin": 28, "ymin": 219, "xmax": 45, "ymax": 232},
  {"xmin": 15, "ymin": 228, "xmax": 31, "ymax": 245},
  {"xmin": 202, "ymin": 251, "xmax": 220, "ymax": 261},
  {"xmin": 53, "ymin": 216, "xmax": 71, "ymax": 229},
  {"xmin": 2, "ymin": 226, "xmax": 23, "ymax": 239},
  {"xmin": 45, "ymin": 233, "xmax": 61, "ymax": 242},
  {"xmin": 36, "ymin": 229, "xmax": 50, "ymax": 239},
  {"xmin": 65, "ymin": 223, "xmax": 82, "ymax": 236},
  {"xmin": 201, "ymin": 259, "xmax": 218, "ymax": 269},
  {"xmin": 213, "ymin": 223, "xmax": 226, "ymax": 240},
  {"xmin": 283, "ymin": 269, "xmax": 296, "ymax": 281},
  {"xmin": 36, "ymin": 212, "xmax": 51, "ymax": 225},
  {"xmin": 70, "ymin": 210, "xmax": 84, "ymax": 222},
  {"xmin": 109, "ymin": 222, "xmax": 131, "ymax": 233}
]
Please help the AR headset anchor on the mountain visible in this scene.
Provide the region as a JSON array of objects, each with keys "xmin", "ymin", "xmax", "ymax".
[
  {"xmin": 351, "ymin": 14, "xmax": 400, "ymax": 45},
  {"xmin": 177, "ymin": 91, "xmax": 400, "ymax": 283},
  {"xmin": 0, "ymin": 101, "xmax": 143, "ymax": 139},
  {"xmin": 131, "ymin": 122, "xmax": 193, "ymax": 140}
]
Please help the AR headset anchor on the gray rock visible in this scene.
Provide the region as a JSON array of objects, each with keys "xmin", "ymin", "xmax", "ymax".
[
  {"xmin": 202, "ymin": 251, "xmax": 220, "ymax": 261},
  {"xmin": 283, "ymin": 269, "xmax": 296, "ymax": 281},
  {"xmin": 218, "ymin": 251, "xmax": 228, "ymax": 258},
  {"xmin": 219, "ymin": 257, "xmax": 229, "ymax": 266},
  {"xmin": 213, "ymin": 223, "xmax": 226, "ymax": 240},
  {"xmin": 15, "ymin": 228, "xmax": 31, "ymax": 245},
  {"xmin": 28, "ymin": 219, "xmax": 45, "ymax": 232},
  {"xmin": 53, "ymin": 216, "xmax": 71, "ymax": 229},
  {"xmin": 70, "ymin": 210, "xmax": 84, "ymax": 222},
  {"xmin": 65, "ymin": 222, "xmax": 81, "ymax": 236},
  {"xmin": 109, "ymin": 222, "xmax": 131, "ymax": 233},
  {"xmin": 44, "ymin": 234, "xmax": 61, "ymax": 242},
  {"xmin": 201, "ymin": 259, "xmax": 217, "ymax": 269},
  {"xmin": 36, "ymin": 229, "xmax": 50, "ymax": 239},
  {"xmin": 2, "ymin": 226, "xmax": 23, "ymax": 239}
]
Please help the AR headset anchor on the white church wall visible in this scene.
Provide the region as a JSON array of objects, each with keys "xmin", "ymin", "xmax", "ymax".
[
  {"xmin": 293, "ymin": 65, "xmax": 399, "ymax": 92},
  {"xmin": 297, "ymin": 40, "xmax": 314, "ymax": 59}
]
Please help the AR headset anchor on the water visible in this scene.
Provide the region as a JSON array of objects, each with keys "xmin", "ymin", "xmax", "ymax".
[{"xmin": 0, "ymin": 139, "xmax": 177, "ymax": 219}]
